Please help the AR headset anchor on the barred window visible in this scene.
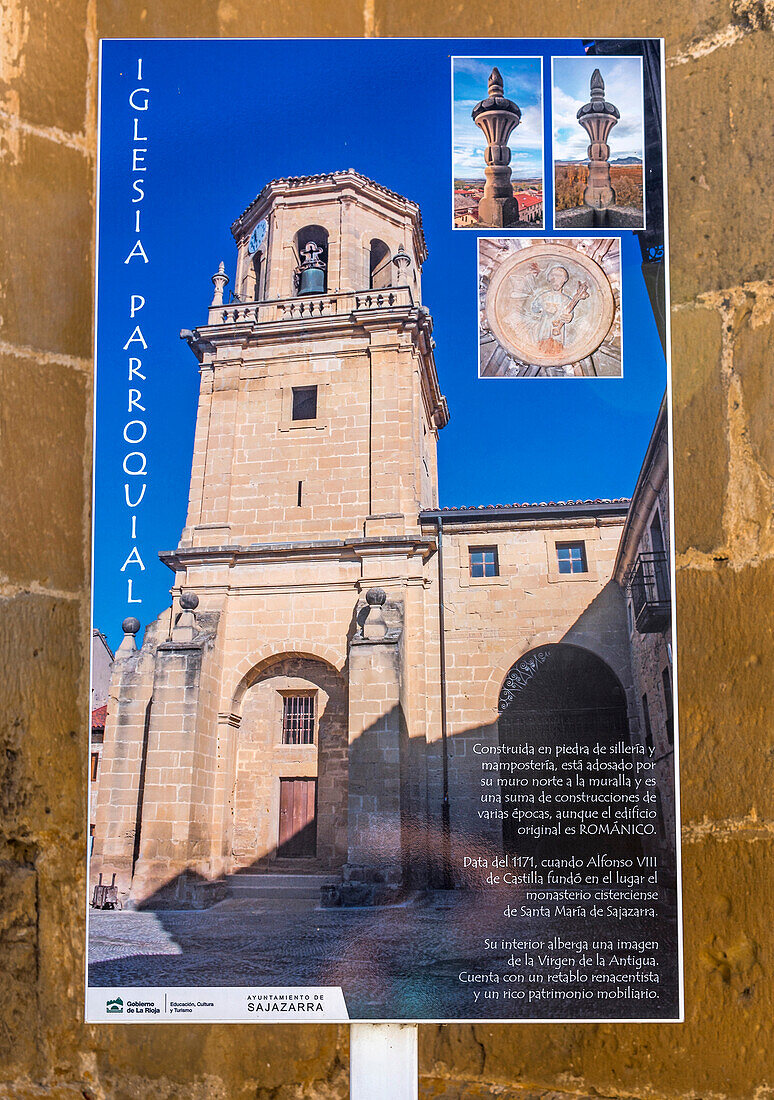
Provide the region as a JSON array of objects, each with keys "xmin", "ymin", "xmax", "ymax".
[{"xmin": 282, "ymin": 694, "xmax": 315, "ymax": 745}]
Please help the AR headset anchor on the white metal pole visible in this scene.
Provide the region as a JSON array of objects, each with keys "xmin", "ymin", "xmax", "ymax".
[{"xmin": 350, "ymin": 1023, "xmax": 418, "ymax": 1100}]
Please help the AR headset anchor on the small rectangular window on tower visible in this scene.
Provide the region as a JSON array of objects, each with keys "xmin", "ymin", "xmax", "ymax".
[
  {"xmin": 556, "ymin": 541, "xmax": 588, "ymax": 574},
  {"xmin": 469, "ymin": 546, "xmax": 499, "ymax": 577},
  {"xmin": 291, "ymin": 385, "xmax": 318, "ymax": 421},
  {"xmin": 282, "ymin": 694, "xmax": 316, "ymax": 745},
  {"xmin": 297, "ymin": 480, "xmax": 303, "ymax": 507}
]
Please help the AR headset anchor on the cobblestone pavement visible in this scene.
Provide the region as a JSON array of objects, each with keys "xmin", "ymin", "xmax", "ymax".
[{"xmin": 88, "ymin": 889, "xmax": 679, "ymax": 1020}]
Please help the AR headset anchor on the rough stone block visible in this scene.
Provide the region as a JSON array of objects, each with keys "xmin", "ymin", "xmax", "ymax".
[
  {"xmin": 676, "ymin": 562, "xmax": 774, "ymax": 822},
  {"xmin": 667, "ymin": 33, "xmax": 774, "ymax": 301},
  {"xmin": 216, "ymin": 0, "xmax": 364, "ymax": 36},
  {"xmin": 671, "ymin": 306, "xmax": 726, "ymax": 552},
  {"xmin": 0, "ymin": 131, "xmax": 92, "ymax": 357},
  {"xmin": 677, "ymin": 834, "xmax": 771, "ymax": 1082},
  {"xmin": 0, "ymin": 594, "xmax": 84, "ymax": 837},
  {"xmin": 733, "ymin": 307, "xmax": 774, "ymax": 481},
  {"xmin": 0, "ymin": 856, "xmax": 39, "ymax": 1078},
  {"xmin": 96, "ymin": 0, "xmax": 220, "ymax": 36},
  {"xmin": 1, "ymin": 0, "xmax": 91, "ymax": 134},
  {"xmin": 374, "ymin": 0, "xmax": 733, "ymax": 45},
  {"xmin": 96, "ymin": 1, "xmax": 362, "ymax": 43},
  {"xmin": 34, "ymin": 841, "xmax": 86, "ymax": 1076},
  {"xmin": 72, "ymin": 1023, "xmax": 346, "ymax": 1097},
  {"xmin": 0, "ymin": 352, "xmax": 87, "ymax": 591}
]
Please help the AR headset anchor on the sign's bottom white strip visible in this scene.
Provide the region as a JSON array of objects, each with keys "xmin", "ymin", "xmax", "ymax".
[{"xmin": 87, "ymin": 986, "xmax": 349, "ymax": 1022}]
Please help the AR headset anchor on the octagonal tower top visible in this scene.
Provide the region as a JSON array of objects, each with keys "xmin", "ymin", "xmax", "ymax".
[{"xmin": 228, "ymin": 170, "xmax": 427, "ymax": 304}]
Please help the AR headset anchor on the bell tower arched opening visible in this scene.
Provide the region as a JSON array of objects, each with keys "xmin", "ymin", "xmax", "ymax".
[
  {"xmin": 294, "ymin": 224, "xmax": 329, "ymax": 294},
  {"xmin": 241, "ymin": 251, "xmax": 263, "ymax": 301},
  {"xmin": 369, "ymin": 238, "xmax": 392, "ymax": 289}
]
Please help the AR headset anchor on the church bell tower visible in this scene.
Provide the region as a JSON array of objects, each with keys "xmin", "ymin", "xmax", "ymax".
[
  {"xmin": 178, "ymin": 170, "xmax": 448, "ymax": 550},
  {"xmin": 92, "ymin": 171, "xmax": 450, "ymax": 908}
]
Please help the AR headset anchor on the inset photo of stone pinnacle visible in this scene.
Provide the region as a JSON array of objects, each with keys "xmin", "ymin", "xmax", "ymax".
[
  {"xmin": 552, "ymin": 55, "xmax": 645, "ymax": 230},
  {"xmin": 452, "ymin": 56, "xmax": 544, "ymax": 229}
]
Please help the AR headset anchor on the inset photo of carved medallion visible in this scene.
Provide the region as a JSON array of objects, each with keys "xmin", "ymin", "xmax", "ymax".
[{"xmin": 479, "ymin": 237, "xmax": 622, "ymax": 378}]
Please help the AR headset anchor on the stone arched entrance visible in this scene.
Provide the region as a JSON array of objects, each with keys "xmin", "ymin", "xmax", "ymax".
[
  {"xmin": 232, "ymin": 655, "xmax": 348, "ymax": 872},
  {"xmin": 498, "ymin": 643, "xmax": 629, "ymax": 856}
]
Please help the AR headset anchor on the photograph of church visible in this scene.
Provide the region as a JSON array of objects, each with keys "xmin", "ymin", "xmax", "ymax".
[{"xmin": 89, "ymin": 169, "xmax": 675, "ymax": 917}]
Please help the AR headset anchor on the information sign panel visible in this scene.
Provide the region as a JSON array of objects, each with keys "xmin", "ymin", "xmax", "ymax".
[{"xmin": 87, "ymin": 36, "xmax": 681, "ymax": 1023}]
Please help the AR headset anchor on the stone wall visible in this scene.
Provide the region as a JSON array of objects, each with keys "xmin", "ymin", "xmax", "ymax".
[
  {"xmin": 430, "ymin": 515, "xmax": 633, "ymax": 862},
  {"xmin": 1, "ymin": 4, "xmax": 772, "ymax": 1099}
]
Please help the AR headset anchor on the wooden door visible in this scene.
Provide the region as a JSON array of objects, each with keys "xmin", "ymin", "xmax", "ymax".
[{"xmin": 277, "ymin": 778, "xmax": 317, "ymax": 858}]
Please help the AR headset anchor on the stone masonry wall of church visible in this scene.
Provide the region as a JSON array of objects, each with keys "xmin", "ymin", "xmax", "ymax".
[
  {"xmin": 433, "ymin": 517, "xmax": 632, "ymax": 860},
  {"xmin": 0, "ymin": 2, "xmax": 772, "ymax": 1097},
  {"xmin": 185, "ymin": 335, "xmax": 438, "ymax": 544}
]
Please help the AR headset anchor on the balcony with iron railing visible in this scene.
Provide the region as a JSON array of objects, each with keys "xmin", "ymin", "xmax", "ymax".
[
  {"xmin": 628, "ymin": 550, "xmax": 671, "ymax": 633},
  {"xmin": 207, "ymin": 285, "xmax": 415, "ymax": 327}
]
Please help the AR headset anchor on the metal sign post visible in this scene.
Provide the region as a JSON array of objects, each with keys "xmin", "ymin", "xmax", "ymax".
[{"xmin": 350, "ymin": 1024, "xmax": 418, "ymax": 1100}]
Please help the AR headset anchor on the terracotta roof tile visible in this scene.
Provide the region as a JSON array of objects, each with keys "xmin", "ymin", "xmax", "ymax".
[{"xmin": 430, "ymin": 498, "xmax": 630, "ymax": 512}]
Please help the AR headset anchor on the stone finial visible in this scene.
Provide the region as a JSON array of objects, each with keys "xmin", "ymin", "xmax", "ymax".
[
  {"xmin": 361, "ymin": 587, "xmax": 388, "ymax": 640},
  {"xmin": 488, "ymin": 67, "xmax": 504, "ymax": 96},
  {"xmin": 210, "ymin": 261, "xmax": 229, "ymax": 307},
  {"xmin": 590, "ymin": 67, "xmax": 605, "ymax": 100},
  {"xmin": 471, "ymin": 67, "xmax": 522, "ymax": 228},
  {"xmin": 577, "ymin": 69, "xmax": 619, "ymax": 121},
  {"xmin": 117, "ymin": 616, "xmax": 140, "ymax": 655},
  {"xmin": 172, "ymin": 592, "xmax": 199, "ymax": 643},
  {"xmin": 392, "ymin": 245, "xmax": 412, "ymax": 279},
  {"xmin": 576, "ymin": 69, "xmax": 620, "ymax": 210}
]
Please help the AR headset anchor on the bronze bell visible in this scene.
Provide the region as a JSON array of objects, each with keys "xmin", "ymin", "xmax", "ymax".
[{"xmin": 298, "ymin": 241, "xmax": 326, "ymax": 295}]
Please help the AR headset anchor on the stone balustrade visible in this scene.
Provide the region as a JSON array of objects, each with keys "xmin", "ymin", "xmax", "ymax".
[{"xmin": 207, "ymin": 285, "xmax": 415, "ymax": 326}]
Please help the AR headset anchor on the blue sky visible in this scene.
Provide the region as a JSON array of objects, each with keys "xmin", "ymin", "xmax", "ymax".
[
  {"xmin": 452, "ymin": 56, "xmax": 543, "ymax": 181},
  {"xmin": 552, "ymin": 55, "xmax": 644, "ymax": 162},
  {"xmin": 94, "ymin": 38, "xmax": 666, "ymax": 651}
]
